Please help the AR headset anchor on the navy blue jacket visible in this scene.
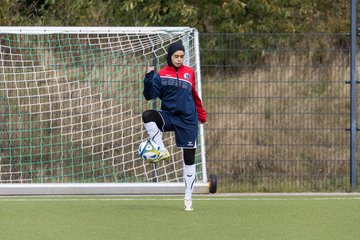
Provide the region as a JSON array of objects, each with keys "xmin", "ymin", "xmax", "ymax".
[{"xmin": 143, "ymin": 64, "xmax": 206, "ymax": 125}]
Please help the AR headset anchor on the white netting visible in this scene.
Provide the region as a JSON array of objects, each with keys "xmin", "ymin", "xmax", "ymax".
[{"xmin": 0, "ymin": 27, "xmax": 204, "ymax": 184}]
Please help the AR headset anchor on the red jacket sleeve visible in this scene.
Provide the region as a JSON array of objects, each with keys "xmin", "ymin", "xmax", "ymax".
[{"xmin": 191, "ymin": 75, "xmax": 206, "ymax": 123}]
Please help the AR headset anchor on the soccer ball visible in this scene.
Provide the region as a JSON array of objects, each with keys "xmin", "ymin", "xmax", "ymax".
[{"xmin": 138, "ymin": 140, "xmax": 161, "ymax": 162}]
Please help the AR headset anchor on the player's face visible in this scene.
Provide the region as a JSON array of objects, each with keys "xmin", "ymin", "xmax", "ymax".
[{"xmin": 171, "ymin": 50, "xmax": 185, "ymax": 68}]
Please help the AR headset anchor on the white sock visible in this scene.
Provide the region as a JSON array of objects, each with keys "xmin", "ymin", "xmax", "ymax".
[
  {"xmin": 144, "ymin": 122, "xmax": 165, "ymax": 149},
  {"xmin": 184, "ymin": 164, "xmax": 196, "ymax": 200}
]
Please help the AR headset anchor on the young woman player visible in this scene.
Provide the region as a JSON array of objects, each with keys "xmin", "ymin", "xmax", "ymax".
[{"xmin": 142, "ymin": 41, "xmax": 206, "ymax": 211}]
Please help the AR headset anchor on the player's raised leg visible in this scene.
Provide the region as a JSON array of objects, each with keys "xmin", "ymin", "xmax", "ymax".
[{"xmin": 142, "ymin": 110, "xmax": 170, "ymax": 162}]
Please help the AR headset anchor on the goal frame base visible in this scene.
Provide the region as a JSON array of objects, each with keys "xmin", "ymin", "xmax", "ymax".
[{"xmin": 0, "ymin": 182, "xmax": 210, "ymax": 195}]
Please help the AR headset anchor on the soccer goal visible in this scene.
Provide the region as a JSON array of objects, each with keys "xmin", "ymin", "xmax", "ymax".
[{"xmin": 0, "ymin": 26, "xmax": 214, "ymax": 195}]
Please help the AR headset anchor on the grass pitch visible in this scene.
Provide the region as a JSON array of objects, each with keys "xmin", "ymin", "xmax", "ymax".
[{"xmin": 0, "ymin": 194, "xmax": 359, "ymax": 240}]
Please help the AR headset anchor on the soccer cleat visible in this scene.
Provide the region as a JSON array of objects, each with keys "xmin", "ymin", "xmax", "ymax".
[
  {"xmin": 184, "ymin": 198, "xmax": 193, "ymax": 211},
  {"xmin": 156, "ymin": 148, "xmax": 171, "ymax": 162}
]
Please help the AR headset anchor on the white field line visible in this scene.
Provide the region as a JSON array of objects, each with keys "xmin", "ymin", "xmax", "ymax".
[{"xmin": 0, "ymin": 196, "xmax": 360, "ymax": 202}]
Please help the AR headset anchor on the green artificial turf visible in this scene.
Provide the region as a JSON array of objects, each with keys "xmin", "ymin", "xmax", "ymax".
[{"xmin": 0, "ymin": 195, "xmax": 359, "ymax": 240}]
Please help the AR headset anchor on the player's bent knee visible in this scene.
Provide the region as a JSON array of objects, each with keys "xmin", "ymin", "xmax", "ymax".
[{"xmin": 142, "ymin": 110, "xmax": 153, "ymax": 123}]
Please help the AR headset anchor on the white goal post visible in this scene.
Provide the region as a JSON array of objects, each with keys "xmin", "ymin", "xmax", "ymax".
[{"xmin": 0, "ymin": 26, "xmax": 211, "ymax": 195}]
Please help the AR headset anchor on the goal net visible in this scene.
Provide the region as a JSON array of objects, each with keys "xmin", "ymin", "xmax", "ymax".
[{"xmin": 0, "ymin": 27, "xmax": 208, "ymax": 194}]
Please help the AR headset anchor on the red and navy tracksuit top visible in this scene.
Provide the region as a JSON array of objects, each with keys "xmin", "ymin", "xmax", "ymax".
[{"xmin": 143, "ymin": 64, "xmax": 206, "ymax": 126}]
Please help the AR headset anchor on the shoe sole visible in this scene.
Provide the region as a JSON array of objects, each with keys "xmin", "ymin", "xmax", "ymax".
[
  {"xmin": 148, "ymin": 156, "xmax": 171, "ymax": 163},
  {"xmin": 148, "ymin": 153, "xmax": 171, "ymax": 164}
]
